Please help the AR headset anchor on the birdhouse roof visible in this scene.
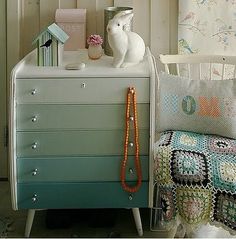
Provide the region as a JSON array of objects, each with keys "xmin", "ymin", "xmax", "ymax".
[{"xmin": 32, "ymin": 23, "xmax": 69, "ymax": 45}]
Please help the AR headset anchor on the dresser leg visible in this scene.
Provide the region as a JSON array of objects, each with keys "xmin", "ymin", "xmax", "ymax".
[
  {"xmin": 24, "ymin": 209, "xmax": 35, "ymax": 238},
  {"xmin": 132, "ymin": 208, "xmax": 143, "ymax": 237}
]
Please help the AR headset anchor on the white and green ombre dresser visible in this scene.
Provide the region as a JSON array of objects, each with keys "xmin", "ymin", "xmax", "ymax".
[{"xmin": 9, "ymin": 49, "xmax": 155, "ymax": 237}]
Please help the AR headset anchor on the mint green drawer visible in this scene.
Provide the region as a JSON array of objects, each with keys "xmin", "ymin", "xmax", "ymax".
[
  {"xmin": 17, "ymin": 156, "xmax": 149, "ymax": 182},
  {"xmin": 16, "ymin": 78, "xmax": 149, "ymax": 104},
  {"xmin": 16, "ymin": 130, "xmax": 149, "ymax": 157},
  {"xmin": 17, "ymin": 104, "xmax": 149, "ymax": 130},
  {"xmin": 17, "ymin": 182, "xmax": 149, "ymax": 209}
]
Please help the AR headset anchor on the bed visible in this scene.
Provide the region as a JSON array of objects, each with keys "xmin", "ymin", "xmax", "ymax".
[{"xmin": 151, "ymin": 54, "xmax": 236, "ymax": 237}]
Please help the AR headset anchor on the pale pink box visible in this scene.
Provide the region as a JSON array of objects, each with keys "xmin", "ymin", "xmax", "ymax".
[{"xmin": 55, "ymin": 9, "xmax": 86, "ymax": 51}]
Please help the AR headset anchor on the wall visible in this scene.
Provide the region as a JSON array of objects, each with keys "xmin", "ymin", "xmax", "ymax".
[
  {"xmin": 18, "ymin": 0, "xmax": 178, "ymax": 58},
  {"xmin": 0, "ymin": 0, "xmax": 7, "ymax": 178}
]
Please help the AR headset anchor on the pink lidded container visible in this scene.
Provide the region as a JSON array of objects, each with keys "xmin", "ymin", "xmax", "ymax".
[{"xmin": 55, "ymin": 9, "xmax": 86, "ymax": 51}]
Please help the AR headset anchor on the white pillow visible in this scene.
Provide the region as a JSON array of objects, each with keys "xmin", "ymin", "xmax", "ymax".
[{"xmin": 156, "ymin": 72, "xmax": 236, "ymax": 139}]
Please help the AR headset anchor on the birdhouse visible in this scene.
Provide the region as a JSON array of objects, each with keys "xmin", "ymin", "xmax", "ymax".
[{"xmin": 32, "ymin": 23, "xmax": 69, "ymax": 66}]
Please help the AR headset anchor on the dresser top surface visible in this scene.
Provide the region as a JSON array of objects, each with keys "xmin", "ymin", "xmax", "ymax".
[{"xmin": 14, "ymin": 48, "xmax": 153, "ymax": 79}]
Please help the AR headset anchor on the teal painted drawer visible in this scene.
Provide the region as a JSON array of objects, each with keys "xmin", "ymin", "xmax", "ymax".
[
  {"xmin": 17, "ymin": 156, "xmax": 149, "ymax": 182},
  {"xmin": 17, "ymin": 104, "xmax": 149, "ymax": 130},
  {"xmin": 17, "ymin": 182, "xmax": 149, "ymax": 209},
  {"xmin": 16, "ymin": 130, "xmax": 149, "ymax": 157},
  {"xmin": 16, "ymin": 78, "xmax": 149, "ymax": 104}
]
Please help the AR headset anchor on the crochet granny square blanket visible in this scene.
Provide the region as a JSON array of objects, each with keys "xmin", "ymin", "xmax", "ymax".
[{"xmin": 154, "ymin": 130, "xmax": 236, "ymax": 235}]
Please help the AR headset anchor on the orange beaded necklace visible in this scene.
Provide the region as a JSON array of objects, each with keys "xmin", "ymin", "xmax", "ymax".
[{"xmin": 121, "ymin": 87, "xmax": 142, "ymax": 193}]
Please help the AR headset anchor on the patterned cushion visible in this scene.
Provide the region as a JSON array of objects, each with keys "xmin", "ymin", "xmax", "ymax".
[
  {"xmin": 156, "ymin": 72, "xmax": 236, "ymax": 139},
  {"xmin": 154, "ymin": 130, "xmax": 236, "ymax": 234}
]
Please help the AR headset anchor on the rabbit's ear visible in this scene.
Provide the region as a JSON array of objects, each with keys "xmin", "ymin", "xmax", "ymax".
[{"xmin": 120, "ymin": 13, "xmax": 134, "ymax": 24}]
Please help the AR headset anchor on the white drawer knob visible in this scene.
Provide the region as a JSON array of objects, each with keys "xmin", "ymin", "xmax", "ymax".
[
  {"xmin": 129, "ymin": 168, "xmax": 134, "ymax": 174},
  {"xmin": 31, "ymin": 89, "xmax": 37, "ymax": 95},
  {"xmin": 129, "ymin": 142, "xmax": 134, "ymax": 147},
  {"xmin": 32, "ymin": 194, "xmax": 37, "ymax": 202},
  {"xmin": 129, "ymin": 116, "xmax": 134, "ymax": 121},
  {"xmin": 32, "ymin": 169, "xmax": 38, "ymax": 176},
  {"xmin": 31, "ymin": 116, "xmax": 37, "ymax": 122},
  {"xmin": 81, "ymin": 83, "xmax": 86, "ymax": 88},
  {"xmin": 128, "ymin": 195, "xmax": 133, "ymax": 201},
  {"xmin": 31, "ymin": 142, "xmax": 37, "ymax": 149}
]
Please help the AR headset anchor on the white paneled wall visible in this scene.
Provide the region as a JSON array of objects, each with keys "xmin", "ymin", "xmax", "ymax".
[
  {"xmin": 150, "ymin": 0, "xmax": 178, "ymax": 56},
  {"xmin": 76, "ymin": 0, "xmax": 114, "ymax": 41},
  {"xmin": 133, "ymin": 0, "xmax": 150, "ymax": 46},
  {"xmin": 0, "ymin": 0, "xmax": 7, "ymax": 178},
  {"xmin": 18, "ymin": 0, "xmax": 178, "ymax": 58}
]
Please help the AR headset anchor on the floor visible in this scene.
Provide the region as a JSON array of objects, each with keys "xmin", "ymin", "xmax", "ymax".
[{"xmin": 0, "ymin": 181, "xmax": 168, "ymax": 238}]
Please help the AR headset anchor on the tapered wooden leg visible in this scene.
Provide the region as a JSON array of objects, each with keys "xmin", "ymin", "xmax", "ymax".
[
  {"xmin": 24, "ymin": 209, "xmax": 35, "ymax": 238},
  {"xmin": 132, "ymin": 208, "xmax": 143, "ymax": 237}
]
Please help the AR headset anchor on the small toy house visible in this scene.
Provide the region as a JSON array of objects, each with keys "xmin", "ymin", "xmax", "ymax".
[{"xmin": 32, "ymin": 23, "xmax": 69, "ymax": 66}]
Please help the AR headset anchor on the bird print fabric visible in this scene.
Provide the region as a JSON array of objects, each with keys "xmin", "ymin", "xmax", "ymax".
[
  {"xmin": 178, "ymin": 0, "xmax": 236, "ymax": 80},
  {"xmin": 178, "ymin": 39, "xmax": 195, "ymax": 53}
]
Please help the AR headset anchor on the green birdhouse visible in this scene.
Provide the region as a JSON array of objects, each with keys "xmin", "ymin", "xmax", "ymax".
[{"xmin": 32, "ymin": 23, "xmax": 69, "ymax": 66}]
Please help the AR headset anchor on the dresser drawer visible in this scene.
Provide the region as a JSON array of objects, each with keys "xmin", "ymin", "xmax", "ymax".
[
  {"xmin": 16, "ymin": 130, "xmax": 149, "ymax": 157},
  {"xmin": 17, "ymin": 104, "xmax": 150, "ymax": 130},
  {"xmin": 17, "ymin": 182, "xmax": 149, "ymax": 209},
  {"xmin": 17, "ymin": 156, "xmax": 149, "ymax": 182},
  {"xmin": 16, "ymin": 78, "xmax": 149, "ymax": 104}
]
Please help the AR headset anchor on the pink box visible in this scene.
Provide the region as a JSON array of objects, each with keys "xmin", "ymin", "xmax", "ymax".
[{"xmin": 55, "ymin": 9, "xmax": 86, "ymax": 51}]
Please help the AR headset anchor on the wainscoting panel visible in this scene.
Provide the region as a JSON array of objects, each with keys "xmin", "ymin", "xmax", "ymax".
[
  {"xmin": 0, "ymin": 0, "xmax": 7, "ymax": 178},
  {"xmin": 133, "ymin": 0, "xmax": 150, "ymax": 46},
  {"xmin": 114, "ymin": 0, "xmax": 133, "ymax": 7},
  {"xmin": 20, "ymin": 0, "xmax": 40, "ymax": 58},
  {"xmin": 60, "ymin": 0, "xmax": 77, "ymax": 9}
]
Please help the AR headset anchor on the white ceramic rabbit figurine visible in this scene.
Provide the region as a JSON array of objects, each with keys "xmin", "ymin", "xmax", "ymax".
[{"xmin": 107, "ymin": 12, "xmax": 145, "ymax": 68}]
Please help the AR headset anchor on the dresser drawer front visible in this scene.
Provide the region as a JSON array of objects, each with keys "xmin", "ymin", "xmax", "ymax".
[
  {"xmin": 17, "ymin": 182, "xmax": 149, "ymax": 209},
  {"xmin": 16, "ymin": 78, "xmax": 149, "ymax": 104},
  {"xmin": 17, "ymin": 156, "xmax": 149, "ymax": 182},
  {"xmin": 17, "ymin": 104, "xmax": 150, "ymax": 130},
  {"xmin": 16, "ymin": 130, "xmax": 149, "ymax": 157}
]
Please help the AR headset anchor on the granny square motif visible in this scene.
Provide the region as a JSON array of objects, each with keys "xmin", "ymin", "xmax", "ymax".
[
  {"xmin": 154, "ymin": 145, "xmax": 173, "ymax": 185},
  {"xmin": 157, "ymin": 131, "xmax": 173, "ymax": 147},
  {"xmin": 207, "ymin": 135, "xmax": 236, "ymax": 154},
  {"xmin": 214, "ymin": 191, "xmax": 236, "ymax": 231},
  {"xmin": 171, "ymin": 131, "xmax": 207, "ymax": 151},
  {"xmin": 176, "ymin": 186, "xmax": 212, "ymax": 225},
  {"xmin": 211, "ymin": 154, "xmax": 236, "ymax": 194},
  {"xmin": 159, "ymin": 186, "xmax": 176, "ymax": 222},
  {"xmin": 171, "ymin": 150, "xmax": 209, "ymax": 186}
]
